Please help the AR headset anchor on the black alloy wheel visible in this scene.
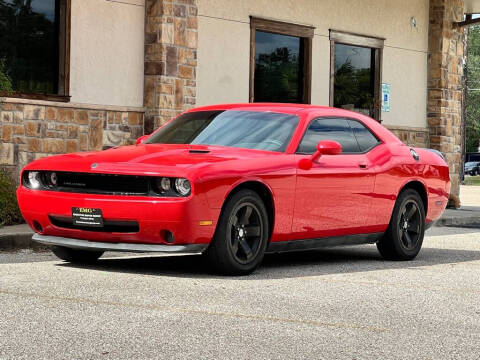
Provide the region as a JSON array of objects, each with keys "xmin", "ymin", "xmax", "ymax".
[
  {"xmin": 204, "ymin": 189, "xmax": 269, "ymax": 275},
  {"xmin": 228, "ymin": 202, "xmax": 263, "ymax": 265},
  {"xmin": 397, "ymin": 200, "xmax": 422, "ymax": 251},
  {"xmin": 377, "ymin": 189, "xmax": 425, "ymax": 261}
]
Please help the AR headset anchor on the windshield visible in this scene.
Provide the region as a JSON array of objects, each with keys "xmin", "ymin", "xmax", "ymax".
[
  {"xmin": 146, "ymin": 110, "xmax": 299, "ymax": 152},
  {"xmin": 465, "ymin": 162, "xmax": 477, "ymax": 167}
]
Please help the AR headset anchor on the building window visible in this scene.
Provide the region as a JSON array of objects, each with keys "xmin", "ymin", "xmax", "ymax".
[
  {"xmin": 0, "ymin": 0, "xmax": 70, "ymax": 101},
  {"xmin": 250, "ymin": 17, "xmax": 314, "ymax": 104},
  {"xmin": 329, "ymin": 31, "xmax": 384, "ymax": 121}
]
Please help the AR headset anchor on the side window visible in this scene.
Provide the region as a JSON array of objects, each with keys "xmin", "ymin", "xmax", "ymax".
[
  {"xmin": 347, "ymin": 120, "xmax": 380, "ymax": 152},
  {"xmin": 297, "ymin": 118, "xmax": 360, "ymax": 154}
]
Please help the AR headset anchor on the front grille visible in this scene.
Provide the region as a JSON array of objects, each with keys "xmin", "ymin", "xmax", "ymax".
[
  {"xmin": 49, "ymin": 215, "xmax": 139, "ymax": 233},
  {"xmin": 53, "ymin": 172, "xmax": 150, "ymax": 196},
  {"xmin": 23, "ymin": 171, "xmax": 188, "ymax": 197}
]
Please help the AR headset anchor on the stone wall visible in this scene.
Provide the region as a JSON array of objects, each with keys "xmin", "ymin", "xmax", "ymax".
[
  {"xmin": 0, "ymin": 99, "xmax": 144, "ymax": 177},
  {"xmin": 427, "ymin": 0, "xmax": 465, "ymax": 200},
  {"xmin": 144, "ymin": 0, "xmax": 198, "ymax": 133},
  {"xmin": 386, "ymin": 126, "xmax": 430, "ymax": 148}
]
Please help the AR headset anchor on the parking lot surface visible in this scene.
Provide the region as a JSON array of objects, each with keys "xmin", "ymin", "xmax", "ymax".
[{"xmin": 0, "ymin": 226, "xmax": 479, "ymax": 359}]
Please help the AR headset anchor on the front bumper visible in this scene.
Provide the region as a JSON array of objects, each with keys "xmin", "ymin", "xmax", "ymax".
[
  {"xmin": 17, "ymin": 187, "xmax": 218, "ymax": 245},
  {"xmin": 33, "ymin": 234, "xmax": 208, "ymax": 253}
]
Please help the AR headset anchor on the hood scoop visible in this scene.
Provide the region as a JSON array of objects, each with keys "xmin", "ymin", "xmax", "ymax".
[{"xmin": 189, "ymin": 149, "xmax": 211, "ymax": 154}]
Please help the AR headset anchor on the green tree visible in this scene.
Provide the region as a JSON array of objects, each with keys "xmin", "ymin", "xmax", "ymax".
[
  {"xmin": 466, "ymin": 26, "xmax": 480, "ymax": 152},
  {"xmin": 333, "ymin": 60, "xmax": 374, "ymax": 116},
  {"xmin": 0, "ymin": 58, "xmax": 12, "ymax": 92},
  {"xmin": 254, "ymin": 47, "xmax": 301, "ymax": 103},
  {"xmin": 0, "ymin": 0, "xmax": 57, "ymax": 94}
]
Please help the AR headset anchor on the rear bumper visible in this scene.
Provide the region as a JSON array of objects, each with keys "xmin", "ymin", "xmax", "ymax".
[{"xmin": 33, "ymin": 234, "xmax": 208, "ymax": 253}]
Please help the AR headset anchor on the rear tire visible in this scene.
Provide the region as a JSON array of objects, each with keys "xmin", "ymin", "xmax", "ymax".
[
  {"xmin": 51, "ymin": 246, "xmax": 104, "ymax": 263},
  {"xmin": 204, "ymin": 189, "xmax": 269, "ymax": 275},
  {"xmin": 377, "ymin": 189, "xmax": 425, "ymax": 261}
]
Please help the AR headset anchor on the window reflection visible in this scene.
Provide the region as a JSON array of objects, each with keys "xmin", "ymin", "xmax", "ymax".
[
  {"xmin": 147, "ymin": 111, "xmax": 299, "ymax": 153},
  {"xmin": 334, "ymin": 44, "xmax": 375, "ymax": 117},
  {"xmin": 0, "ymin": 0, "xmax": 59, "ymax": 94},
  {"xmin": 254, "ymin": 31, "xmax": 304, "ymax": 103},
  {"xmin": 298, "ymin": 118, "xmax": 360, "ymax": 154}
]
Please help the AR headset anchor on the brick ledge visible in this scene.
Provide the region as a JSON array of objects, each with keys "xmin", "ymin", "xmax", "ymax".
[
  {"xmin": 385, "ymin": 125, "xmax": 429, "ymax": 132},
  {"xmin": 0, "ymin": 97, "xmax": 145, "ymax": 113}
]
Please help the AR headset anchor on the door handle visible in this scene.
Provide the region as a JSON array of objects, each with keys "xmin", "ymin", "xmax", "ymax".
[{"xmin": 359, "ymin": 163, "xmax": 368, "ymax": 169}]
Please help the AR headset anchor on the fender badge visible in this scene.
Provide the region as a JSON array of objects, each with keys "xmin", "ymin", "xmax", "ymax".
[{"xmin": 91, "ymin": 163, "xmax": 98, "ymax": 169}]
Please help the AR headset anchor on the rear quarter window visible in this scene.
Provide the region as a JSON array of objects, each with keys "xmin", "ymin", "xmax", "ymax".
[{"xmin": 347, "ymin": 119, "xmax": 381, "ymax": 152}]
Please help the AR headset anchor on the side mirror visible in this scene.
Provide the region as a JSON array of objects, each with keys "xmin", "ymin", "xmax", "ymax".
[
  {"xmin": 313, "ymin": 140, "xmax": 342, "ymax": 160},
  {"xmin": 298, "ymin": 140, "xmax": 342, "ymax": 170},
  {"xmin": 136, "ymin": 135, "xmax": 149, "ymax": 145}
]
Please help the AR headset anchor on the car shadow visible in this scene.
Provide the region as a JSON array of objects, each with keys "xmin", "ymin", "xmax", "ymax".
[{"xmin": 56, "ymin": 244, "xmax": 480, "ymax": 280}]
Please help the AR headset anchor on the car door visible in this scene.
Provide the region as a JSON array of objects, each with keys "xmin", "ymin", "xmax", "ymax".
[{"xmin": 292, "ymin": 117, "xmax": 378, "ymax": 239}]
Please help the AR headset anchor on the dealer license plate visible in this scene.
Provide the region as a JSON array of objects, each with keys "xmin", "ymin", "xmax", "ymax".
[{"xmin": 72, "ymin": 207, "xmax": 104, "ymax": 227}]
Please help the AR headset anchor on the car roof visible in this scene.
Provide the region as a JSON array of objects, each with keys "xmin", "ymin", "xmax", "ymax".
[
  {"xmin": 187, "ymin": 103, "xmax": 333, "ymax": 115},
  {"xmin": 185, "ymin": 103, "xmax": 403, "ymax": 145}
]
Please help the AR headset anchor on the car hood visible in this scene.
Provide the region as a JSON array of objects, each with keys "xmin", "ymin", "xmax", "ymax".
[{"xmin": 25, "ymin": 144, "xmax": 280, "ymax": 177}]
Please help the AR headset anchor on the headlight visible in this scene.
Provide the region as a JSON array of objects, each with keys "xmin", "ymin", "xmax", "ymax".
[
  {"xmin": 156, "ymin": 177, "xmax": 171, "ymax": 192},
  {"xmin": 174, "ymin": 178, "xmax": 191, "ymax": 196},
  {"xmin": 28, "ymin": 171, "xmax": 42, "ymax": 189},
  {"xmin": 152, "ymin": 177, "xmax": 191, "ymax": 196},
  {"xmin": 48, "ymin": 172, "xmax": 58, "ymax": 187}
]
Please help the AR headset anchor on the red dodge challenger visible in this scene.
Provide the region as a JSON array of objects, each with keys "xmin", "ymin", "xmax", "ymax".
[{"xmin": 17, "ymin": 104, "xmax": 450, "ymax": 275}]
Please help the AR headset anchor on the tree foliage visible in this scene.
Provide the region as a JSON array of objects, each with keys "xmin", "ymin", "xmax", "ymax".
[
  {"xmin": 0, "ymin": 0, "xmax": 57, "ymax": 94},
  {"xmin": 466, "ymin": 26, "xmax": 480, "ymax": 152},
  {"xmin": 0, "ymin": 168, "xmax": 23, "ymax": 227},
  {"xmin": 254, "ymin": 47, "xmax": 301, "ymax": 103},
  {"xmin": 0, "ymin": 57, "xmax": 12, "ymax": 92},
  {"xmin": 333, "ymin": 61, "xmax": 374, "ymax": 115}
]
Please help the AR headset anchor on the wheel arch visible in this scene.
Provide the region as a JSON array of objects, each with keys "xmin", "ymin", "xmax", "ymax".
[
  {"xmin": 398, "ymin": 180, "xmax": 428, "ymax": 215},
  {"xmin": 219, "ymin": 180, "xmax": 275, "ymax": 241}
]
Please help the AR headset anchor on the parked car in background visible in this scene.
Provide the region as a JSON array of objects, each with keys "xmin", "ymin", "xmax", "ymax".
[
  {"xmin": 465, "ymin": 161, "xmax": 480, "ymax": 176},
  {"xmin": 17, "ymin": 104, "xmax": 450, "ymax": 275}
]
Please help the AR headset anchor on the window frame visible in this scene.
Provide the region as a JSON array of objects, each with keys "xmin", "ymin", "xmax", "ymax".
[
  {"xmin": 249, "ymin": 16, "xmax": 314, "ymax": 104},
  {"xmin": 295, "ymin": 116, "xmax": 382, "ymax": 155},
  {"xmin": 329, "ymin": 30, "xmax": 384, "ymax": 122},
  {"xmin": 0, "ymin": 0, "xmax": 71, "ymax": 102}
]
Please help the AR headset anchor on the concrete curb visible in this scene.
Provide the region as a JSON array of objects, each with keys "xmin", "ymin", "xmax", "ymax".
[
  {"xmin": 434, "ymin": 206, "xmax": 480, "ymax": 228},
  {"xmin": 0, "ymin": 230, "xmax": 47, "ymax": 251},
  {"xmin": 434, "ymin": 217, "xmax": 480, "ymax": 228}
]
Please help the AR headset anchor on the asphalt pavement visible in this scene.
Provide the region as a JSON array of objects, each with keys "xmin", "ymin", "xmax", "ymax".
[{"xmin": 0, "ymin": 226, "xmax": 479, "ymax": 359}]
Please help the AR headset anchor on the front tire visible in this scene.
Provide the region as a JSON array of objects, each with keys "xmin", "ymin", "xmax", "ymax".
[
  {"xmin": 51, "ymin": 246, "xmax": 104, "ymax": 263},
  {"xmin": 377, "ymin": 189, "xmax": 425, "ymax": 261},
  {"xmin": 204, "ymin": 189, "xmax": 269, "ymax": 275}
]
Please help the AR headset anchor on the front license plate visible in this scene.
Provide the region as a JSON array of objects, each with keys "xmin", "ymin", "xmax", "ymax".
[{"xmin": 72, "ymin": 207, "xmax": 104, "ymax": 227}]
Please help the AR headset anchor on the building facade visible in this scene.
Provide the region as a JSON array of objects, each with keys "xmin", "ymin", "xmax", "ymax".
[{"xmin": 1, "ymin": 0, "xmax": 479, "ymax": 203}]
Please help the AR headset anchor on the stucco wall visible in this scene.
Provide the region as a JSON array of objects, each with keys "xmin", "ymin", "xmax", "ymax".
[
  {"xmin": 465, "ymin": 0, "xmax": 480, "ymax": 13},
  {"xmin": 70, "ymin": 0, "xmax": 145, "ymax": 107},
  {"xmin": 197, "ymin": 0, "xmax": 429, "ymax": 129}
]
